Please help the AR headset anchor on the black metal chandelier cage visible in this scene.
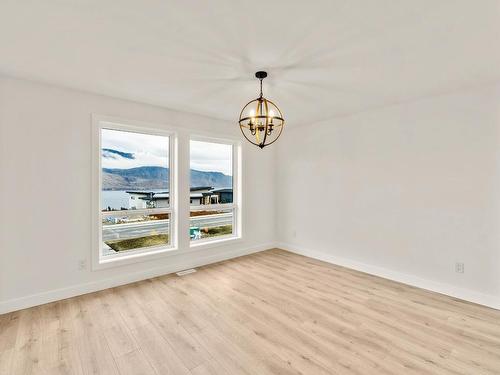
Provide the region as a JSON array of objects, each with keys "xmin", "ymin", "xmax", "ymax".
[{"xmin": 238, "ymin": 71, "xmax": 285, "ymax": 149}]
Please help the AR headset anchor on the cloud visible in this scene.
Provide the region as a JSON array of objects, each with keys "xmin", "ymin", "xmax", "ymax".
[
  {"xmin": 190, "ymin": 140, "xmax": 232, "ymax": 176},
  {"xmin": 102, "ymin": 148, "xmax": 135, "ymax": 160},
  {"xmin": 100, "ymin": 129, "xmax": 232, "ymax": 176},
  {"xmin": 101, "ymin": 128, "xmax": 168, "ymax": 169}
]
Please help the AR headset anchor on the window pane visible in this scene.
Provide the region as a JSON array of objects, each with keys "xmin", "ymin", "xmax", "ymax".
[
  {"xmin": 190, "ymin": 209, "xmax": 233, "ymax": 241},
  {"xmin": 189, "ymin": 140, "xmax": 233, "ymax": 206},
  {"xmin": 102, "ymin": 212, "xmax": 170, "ymax": 255},
  {"xmin": 101, "ymin": 128, "xmax": 169, "ymax": 211}
]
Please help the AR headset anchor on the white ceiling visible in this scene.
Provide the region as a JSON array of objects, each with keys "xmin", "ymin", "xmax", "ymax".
[{"xmin": 1, "ymin": 0, "xmax": 500, "ymax": 126}]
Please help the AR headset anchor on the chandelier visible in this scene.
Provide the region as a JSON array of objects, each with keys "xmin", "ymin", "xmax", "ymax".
[{"xmin": 238, "ymin": 71, "xmax": 285, "ymax": 149}]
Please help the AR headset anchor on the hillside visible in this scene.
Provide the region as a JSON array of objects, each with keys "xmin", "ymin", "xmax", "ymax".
[{"xmin": 102, "ymin": 166, "xmax": 232, "ymax": 190}]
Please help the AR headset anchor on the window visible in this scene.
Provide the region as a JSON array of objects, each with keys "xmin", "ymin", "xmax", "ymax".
[
  {"xmin": 95, "ymin": 120, "xmax": 175, "ymax": 265},
  {"xmin": 93, "ymin": 117, "xmax": 241, "ymax": 268},
  {"xmin": 189, "ymin": 138, "xmax": 240, "ymax": 244}
]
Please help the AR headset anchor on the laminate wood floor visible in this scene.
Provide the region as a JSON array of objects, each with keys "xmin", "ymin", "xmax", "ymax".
[{"xmin": 1, "ymin": 249, "xmax": 499, "ymax": 374}]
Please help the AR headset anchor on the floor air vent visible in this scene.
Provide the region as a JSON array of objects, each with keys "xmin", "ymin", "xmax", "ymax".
[{"xmin": 176, "ymin": 268, "xmax": 197, "ymax": 276}]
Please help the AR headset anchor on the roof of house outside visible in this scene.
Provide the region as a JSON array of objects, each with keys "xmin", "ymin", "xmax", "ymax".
[
  {"xmin": 189, "ymin": 186, "xmax": 213, "ymax": 191},
  {"xmin": 127, "ymin": 187, "xmax": 232, "ymax": 201},
  {"xmin": 126, "ymin": 187, "xmax": 217, "ymax": 195},
  {"xmin": 137, "ymin": 192, "xmax": 205, "ymax": 200},
  {"xmin": 212, "ymin": 188, "xmax": 233, "ymax": 193},
  {"xmin": 126, "ymin": 190, "xmax": 168, "ymax": 195}
]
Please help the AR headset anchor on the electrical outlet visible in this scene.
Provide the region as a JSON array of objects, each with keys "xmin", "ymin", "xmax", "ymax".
[
  {"xmin": 78, "ymin": 259, "xmax": 87, "ymax": 271},
  {"xmin": 455, "ymin": 262, "xmax": 464, "ymax": 273}
]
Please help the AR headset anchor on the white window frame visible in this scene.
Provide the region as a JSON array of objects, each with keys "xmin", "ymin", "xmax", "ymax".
[
  {"xmin": 92, "ymin": 115, "xmax": 177, "ymax": 269},
  {"xmin": 189, "ymin": 135, "xmax": 242, "ymax": 247}
]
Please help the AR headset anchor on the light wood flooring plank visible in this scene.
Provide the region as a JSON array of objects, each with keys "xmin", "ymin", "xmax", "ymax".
[{"xmin": 1, "ymin": 249, "xmax": 499, "ymax": 375}]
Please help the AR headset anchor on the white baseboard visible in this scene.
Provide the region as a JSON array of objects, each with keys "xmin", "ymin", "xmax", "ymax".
[
  {"xmin": 0, "ymin": 242, "xmax": 274, "ymax": 315},
  {"xmin": 278, "ymin": 242, "xmax": 500, "ymax": 310},
  {"xmin": 4, "ymin": 242, "xmax": 497, "ymax": 314}
]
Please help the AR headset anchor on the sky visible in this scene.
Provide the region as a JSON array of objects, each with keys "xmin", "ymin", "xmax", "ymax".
[
  {"xmin": 190, "ymin": 140, "xmax": 232, "ymax": 176},
  {"xmin": 101, "ymin": 128, "xmax": 232, "ymax": 175}
]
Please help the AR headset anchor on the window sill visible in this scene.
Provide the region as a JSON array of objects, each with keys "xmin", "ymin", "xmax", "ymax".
[
  {"xmin": 189, "ymin": 235, "xmax": 242, "ymax": 250},
  {"xmin": 93, "ymin": 245, "xmax": 178, "ymax": 270},
  {"xmin": 92, "ymin": 235, "xmax": 243, "ymax": 271}
]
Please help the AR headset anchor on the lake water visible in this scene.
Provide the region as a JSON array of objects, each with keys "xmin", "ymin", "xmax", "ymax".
[{"xmin": 101, "ymin": 190, "xmax": 130, "ymax": 210}]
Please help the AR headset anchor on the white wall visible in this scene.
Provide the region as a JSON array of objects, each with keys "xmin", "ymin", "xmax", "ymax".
[
  {"xmin": 0, "ymin": 76, "xmax": 275, "ymax": 313},
  {"xmin": 276, "ymin": 84, "xmax": 500, "ymax": 308},
  {"xmin": 1, "ymin": 75, "xmax": 498, "ymax": 313}
]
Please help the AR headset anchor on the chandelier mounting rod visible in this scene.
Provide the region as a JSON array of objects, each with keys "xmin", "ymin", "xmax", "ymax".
[{"xmin": 255, "ymin": 71, "xmax": 267, "ymax": 98}]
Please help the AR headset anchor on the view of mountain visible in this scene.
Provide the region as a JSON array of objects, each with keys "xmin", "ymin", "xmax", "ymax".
[
  {"xmin": 102, "ymin": 166, "xmax": 232, "ymax": 190},
  {"xmin": 190, "ymin": 169, "xmax": 232, "ymax": 189}
]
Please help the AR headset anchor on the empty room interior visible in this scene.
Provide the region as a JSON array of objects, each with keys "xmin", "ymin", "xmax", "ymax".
[{"xmin": 1, "ymin": 1, "xmax": 500, "ymax": 374}]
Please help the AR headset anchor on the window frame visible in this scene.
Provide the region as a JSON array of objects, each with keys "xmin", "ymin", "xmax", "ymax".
[
  {"xmin": 92, "ymin": 115, "xmax": 178, "ymax": 270},
  {"xmin": 189, "ymin": 135, "xmax": 242, "ymax": 247}
]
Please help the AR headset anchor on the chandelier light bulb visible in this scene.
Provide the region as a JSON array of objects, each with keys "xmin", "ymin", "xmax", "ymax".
[
  {"xmin": 249, "ymin": 109, "xmax": 255, "ymax": 123},
  {"xmin": 269, "ymin": 110, "xmax": 275, "ymax": 124}
]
